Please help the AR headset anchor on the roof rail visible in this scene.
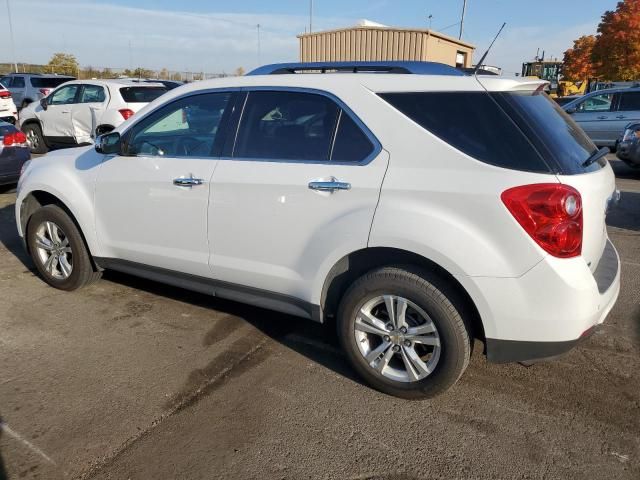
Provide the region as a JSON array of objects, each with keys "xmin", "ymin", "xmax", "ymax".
[{"xmin": 247, "ymin": 61, "xmax": 465, "ymax": 76}]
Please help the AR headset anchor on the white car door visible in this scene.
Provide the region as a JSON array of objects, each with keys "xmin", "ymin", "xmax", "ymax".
[
  {"xmin": 208, "ymin": 90, "xmax": 388, "ymax": 304},
  {"xmin": 94, "ymin": 91, "xmax": 233, "ymax": 277},
  {"xmin": 71, "ymin": 84, "xmax": 108, "ymax": 143},
  {"xmin": 41, "ymin": 84, "xmax": 80, "ymax": 140}
]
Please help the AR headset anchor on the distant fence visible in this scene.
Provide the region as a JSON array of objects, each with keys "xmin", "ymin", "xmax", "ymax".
[{"xmin": 0, "ymin": 63, "xmax": 241, "ymax": 81}]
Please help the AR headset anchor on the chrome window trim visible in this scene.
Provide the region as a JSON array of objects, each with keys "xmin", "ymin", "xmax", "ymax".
[
  {"xmin": 229, "ymin": 86, "xmax": 382, "ymax": 166},
  {"xmin": 118, "ymin": 86, "xmax": 382, "ymax": 166}
]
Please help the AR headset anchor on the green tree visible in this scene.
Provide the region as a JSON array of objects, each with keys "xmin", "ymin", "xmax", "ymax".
[{"xmin": 47, "ymin": 52, "xmax": 79, "ymax": 76}]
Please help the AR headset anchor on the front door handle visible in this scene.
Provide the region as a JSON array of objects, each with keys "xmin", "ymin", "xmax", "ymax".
[
  {"xmin": 308, "ymin": 177, "xmax": 351, "ymax": 192},
  {"xmin": 173, "ymin": 174, "xmax": 204, "ymax": 187},
  {"xmin": 596, "ymin": 115, "xmax": 608, "ymax": 120},
  {"xmin": 616, "ymin": 115, "xmax": 627, "ymax": 119}
]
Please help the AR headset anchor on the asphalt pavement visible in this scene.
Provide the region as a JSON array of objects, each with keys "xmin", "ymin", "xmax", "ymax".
[{"xmin": 0, "ymin": 158, "xmax": 638, "ymax": 480}]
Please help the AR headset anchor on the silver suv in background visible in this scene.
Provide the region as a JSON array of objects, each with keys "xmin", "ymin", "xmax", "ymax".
[
  {"xmin": 563, "ymin": 87, "xmax": 640, "ymax": 148},
  {"xmin": 0, "ymin": 73, "xmax": 76, "ymax": 109}
]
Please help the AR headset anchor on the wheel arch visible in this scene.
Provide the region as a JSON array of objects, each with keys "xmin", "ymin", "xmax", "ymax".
[
  {"xmin": 20, "ymin": 190, "xmax": 100, "ymax": 271},
  {"xmin": 319, "ymin": 247, "xmax": 486, "ymax": 343}
]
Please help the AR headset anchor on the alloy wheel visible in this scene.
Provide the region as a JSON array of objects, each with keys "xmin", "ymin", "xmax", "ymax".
[
  {"xmin": 354, "ymin": 295, "xmax": 441, "ymax": 382},
  {"xmin": 34, "ymin": 221, "xmax": 73, "ymax": 279}
]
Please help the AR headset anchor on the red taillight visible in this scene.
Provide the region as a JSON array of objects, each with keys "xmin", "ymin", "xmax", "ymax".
[
  {"xmin": 119, "ymin": 108, "xmax": 134, "ymax": 120},
  {"xmin": 0, "ymin": 90, "xmax": 11, "ymax": 99},
  {"xmin": 2, "ymin": 131, "xmax": 28, "ymax": 147},
  {"xmin": 39, "ymin": 88, "xmax": 51, "ymax": 96},
  {"xmin": 501, "ymin": 184, "xmax": 583, "ymax": 258}
]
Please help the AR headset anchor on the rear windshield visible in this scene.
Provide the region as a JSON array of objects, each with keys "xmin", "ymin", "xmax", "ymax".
[
  {"xmin": 30, "ymin": 77, "xmax": 74, "ymax": 88},
  {"xmin": 379, "ymin": 90, "xmax": 600, "ymax": 174},
  {"xmin": 120, "ymin": 86, "xmax": 167, "ymax": 103}
]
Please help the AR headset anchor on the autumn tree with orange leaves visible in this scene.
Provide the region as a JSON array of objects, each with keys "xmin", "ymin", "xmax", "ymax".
[
  {"xmin": 562, "ymin": 35, "xmax": 597, "ymax": 81},
  {"xmin": 592, "ymin": 0, "xmax": 640, "ymax": 80},
  {"xmin": 563, "ymin": 0, "xmax": 640, "ymax": 81}
]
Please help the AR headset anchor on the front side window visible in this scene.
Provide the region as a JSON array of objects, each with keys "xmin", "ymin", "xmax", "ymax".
[
  {"xmin": 577, "ymin": 93, "xmax": 614, "ymax": 112},
  {"xmin": 79, "ymin": 85, "xmax": 106, "ymax": 103},
  {"xmin": 49, "ymin": 85, "xmax": 79, "ymax": 105},
  {"xmin": 127, "ymin": 92, "xmax": 231, "ymax": 157},
  {"xmin": 617, "ymin": 92, "xmax": 640, "ymax": 112},
  {"xmin": 234, "ymin": 91, "xmax": 340, "ymax": 161}
]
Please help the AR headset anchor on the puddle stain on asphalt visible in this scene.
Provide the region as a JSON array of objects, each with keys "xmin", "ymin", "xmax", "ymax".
[{"xmin": 165, "ymin": 331, "xmax": 272, "ymax": 413}]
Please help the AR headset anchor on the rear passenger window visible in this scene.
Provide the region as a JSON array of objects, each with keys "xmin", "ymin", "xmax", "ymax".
[
  {"xmin": 79, "ymin": 85, "xmax": 106, "ymax": 103},
  {"xmin": 331, "ymin": 112, "xmax": 374, "ymax": 162},
  {"xmin": 12, "ymin": 76, "xmax": 25, "ymax": 88},
  {"xmin": 234, "ymin": 91, "xmax": 339, "ymax": 161},
  {"xmin": 380, "ymin": 92, "xmax": 550, "ymax": 173},
  {"xmin": 617, "ymin": 92, "xmax": 640, "ymax": 112}
]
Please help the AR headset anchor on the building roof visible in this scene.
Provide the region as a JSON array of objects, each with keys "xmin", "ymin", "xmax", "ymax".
[{"xmin": 297, "ymin": 24, "xmax": 475, "ymax": 50}]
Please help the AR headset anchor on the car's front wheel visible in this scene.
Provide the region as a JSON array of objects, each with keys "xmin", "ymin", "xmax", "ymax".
[
  {"xmin": 22, "ymin": 123, "xmax": 48, "ymax": 154},
  {"xmin": 337, "ymin": 266, "xmax": 471, "ymax": 399},
  {"xmin": 26, "ymin": 205, "xmax": 101, "ymax": 291}
]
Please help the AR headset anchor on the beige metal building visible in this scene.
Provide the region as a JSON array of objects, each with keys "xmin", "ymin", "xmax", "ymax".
[{"xmin": 298, "ymin": 21, "xmax": 475, "ymax": 68}]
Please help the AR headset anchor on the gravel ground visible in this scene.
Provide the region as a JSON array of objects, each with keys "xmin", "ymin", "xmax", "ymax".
[{"xmin": 0, "ymin": 158, "xmax": 638, "ymax": 480}]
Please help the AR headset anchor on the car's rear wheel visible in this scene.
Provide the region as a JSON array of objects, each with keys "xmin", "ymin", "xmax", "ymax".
[
  {"xmin": 26, "ymin": 205, "xmax": 101, "ymax": 291},
  {"xmin": 337, "ymin": 266, "xmax": 471, "ymax": 399},
  {"xmin": 22, "ymin": 123, "xmax": 48, "ymax": 154}
]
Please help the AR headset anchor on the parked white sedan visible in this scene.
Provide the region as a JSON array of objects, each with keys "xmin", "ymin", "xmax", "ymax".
[{"xmin": 18, "ymin": 79, "xmax": 167, "ymax": 153}]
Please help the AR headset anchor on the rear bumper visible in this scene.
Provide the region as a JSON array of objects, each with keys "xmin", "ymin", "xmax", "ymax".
[{"xmin": 462, "ymin": 239, "xmax": 620, "ymax": 364}]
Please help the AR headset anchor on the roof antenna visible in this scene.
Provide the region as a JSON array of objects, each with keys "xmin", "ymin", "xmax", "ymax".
[{"xmin": 473, "ymin": 22, "xmax": 506, "ymax": 76}]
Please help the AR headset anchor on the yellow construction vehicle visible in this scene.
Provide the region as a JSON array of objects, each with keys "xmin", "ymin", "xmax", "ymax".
[{"xmin": 521, "ymin": 52, "xmax": 563, "ymax": 96}]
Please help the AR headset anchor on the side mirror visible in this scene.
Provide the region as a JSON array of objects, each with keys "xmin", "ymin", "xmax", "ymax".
[
  {"xmin": 95, "ymin": 132, "xmax": 121, "ymax": 155},
  {"xmin": 40, "ymin": 98, "xmax": 48, "ymax": 110},
  {"xmin": 565, "ymin": 107, "xmax": 577, "ymax": 114}
]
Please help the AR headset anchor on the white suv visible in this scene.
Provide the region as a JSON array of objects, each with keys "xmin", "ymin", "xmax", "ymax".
[
  {"xmin": 15, "ymin": 62, "xmax": 621, "ymax": 398},
  {"xmin": 18, "ymin": 79, "xmax": 167, "ymax": 154}
]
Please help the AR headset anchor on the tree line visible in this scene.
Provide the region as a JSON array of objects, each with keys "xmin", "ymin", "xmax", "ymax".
[{"xmin": 563, "ymin": 0, "xmax": 640, "ymax": 81}]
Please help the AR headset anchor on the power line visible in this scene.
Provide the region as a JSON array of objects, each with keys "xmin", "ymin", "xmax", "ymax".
[{"xmin": 5, "ymin": 0, "xmax": 18, "ymax": 72}]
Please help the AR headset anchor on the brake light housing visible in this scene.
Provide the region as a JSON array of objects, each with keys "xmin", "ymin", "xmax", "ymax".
[
  {"xmin": 2, "ymin": 131, "xmax": 28, "ymax": 147},
  {"xmin": 501, "ymin": 184, "xmax": 583, "ymax": 258},
  {"xmin": 39, "ymin": 88, "xmax": 51, "ymax": 96},
  {"xmin": 0, "ymin": 90, "xmax": 11, "ymax": 99},
  {"xmin": 119, "ymin": 108, "xmax": 134, "ymax": 120}
]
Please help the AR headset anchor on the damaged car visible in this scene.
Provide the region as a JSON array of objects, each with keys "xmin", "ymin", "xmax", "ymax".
[{"xmin": 18, "ymin": 79, "xmax": 167, "ymax": 154}]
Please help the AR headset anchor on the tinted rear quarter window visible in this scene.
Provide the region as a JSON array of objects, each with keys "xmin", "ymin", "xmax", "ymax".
[
  {"xmin": 12, "ymin": 77, "xmax": 25, "ymax": 88},
  {"xmin": 618, "ymin": 91, "xmax": 640, "ymax": 111},
  {"xmin": 120, "ymin": 86, "xmax": 167, "ymax": 103},
  {"xmin": 331, "ymin": 112, "xmax": 374, "ymax": 162},
  {"xmin": 379, "ymin": 91, "xmax": 551, "ymax": 173}
]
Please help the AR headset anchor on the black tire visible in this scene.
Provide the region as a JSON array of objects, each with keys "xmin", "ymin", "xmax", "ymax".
[
  {"xmin": 26, "ymin": 205, "xmax": 101, "ymax": 291},
  {"xmin": 337, "ymin": 266, "xmax": 471, "ymax": 399},
  {"xmin": 22, "ymin": 123, "xmax": 48, "ymax": 154}
]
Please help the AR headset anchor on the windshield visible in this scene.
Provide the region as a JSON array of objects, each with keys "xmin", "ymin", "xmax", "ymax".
[
  {"xmin": 30, "ymin": 77, "xmax": 75, "ymax": 88},
  {"xmin": 120, "ymin": 86, "xmax": 167, "ymax": 103},
  {"xmin": 492, "ymin": 90, "xmax": 601, "ymax": 174}
]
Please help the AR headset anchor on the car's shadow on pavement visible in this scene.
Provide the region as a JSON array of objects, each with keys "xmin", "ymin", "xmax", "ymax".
[
  {"xmin": 607, "ymin": 191, "xmax": 640, "ymax": 232},
  {"xmin": 0, "ymin": 201, "xmax": 33, "ymax": 270},
  {"xmin": 103, "ymin": 270, "xmax": 365, "ymax": 387}
]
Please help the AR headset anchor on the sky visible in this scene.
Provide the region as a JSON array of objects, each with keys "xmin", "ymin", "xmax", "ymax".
[{"xmin": 1, "ymin": 0, "xmax": 620, "ymax": 75}]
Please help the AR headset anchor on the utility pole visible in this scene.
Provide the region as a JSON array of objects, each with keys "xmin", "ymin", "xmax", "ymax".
[
  {"xmin": 256, "ymin": 24, "xmax": 261, "ymax": 65},
  {"xmin": 459, "ymin": 0, "xmax": 467, "ymax": 40},
  {"xmin": 5, "ymin": 0, "xmax": 18, "ymax": 72},
  {"xmin": 309, "ymin": 0, "xmax": 313, "ymax": 33},
  {"xmin": 128, "ymin": 40, "xmax": 132, "ymax": 72}
]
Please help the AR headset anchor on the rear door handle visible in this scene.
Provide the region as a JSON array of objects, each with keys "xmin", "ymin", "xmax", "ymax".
[
  {"xmin": 597, "ymin": 115, "xmax": 608, "ymax": 120},
  {"xmin": 173, "ymin": 174, "xmax": 204, "ymax": 187},
  {"xmin": 616, "ymin": 115, "xmax": 627, "ymax": 119},
  {"xmin": 308, "ymin": 177, "xmax": 351, "ymax": 192}
]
